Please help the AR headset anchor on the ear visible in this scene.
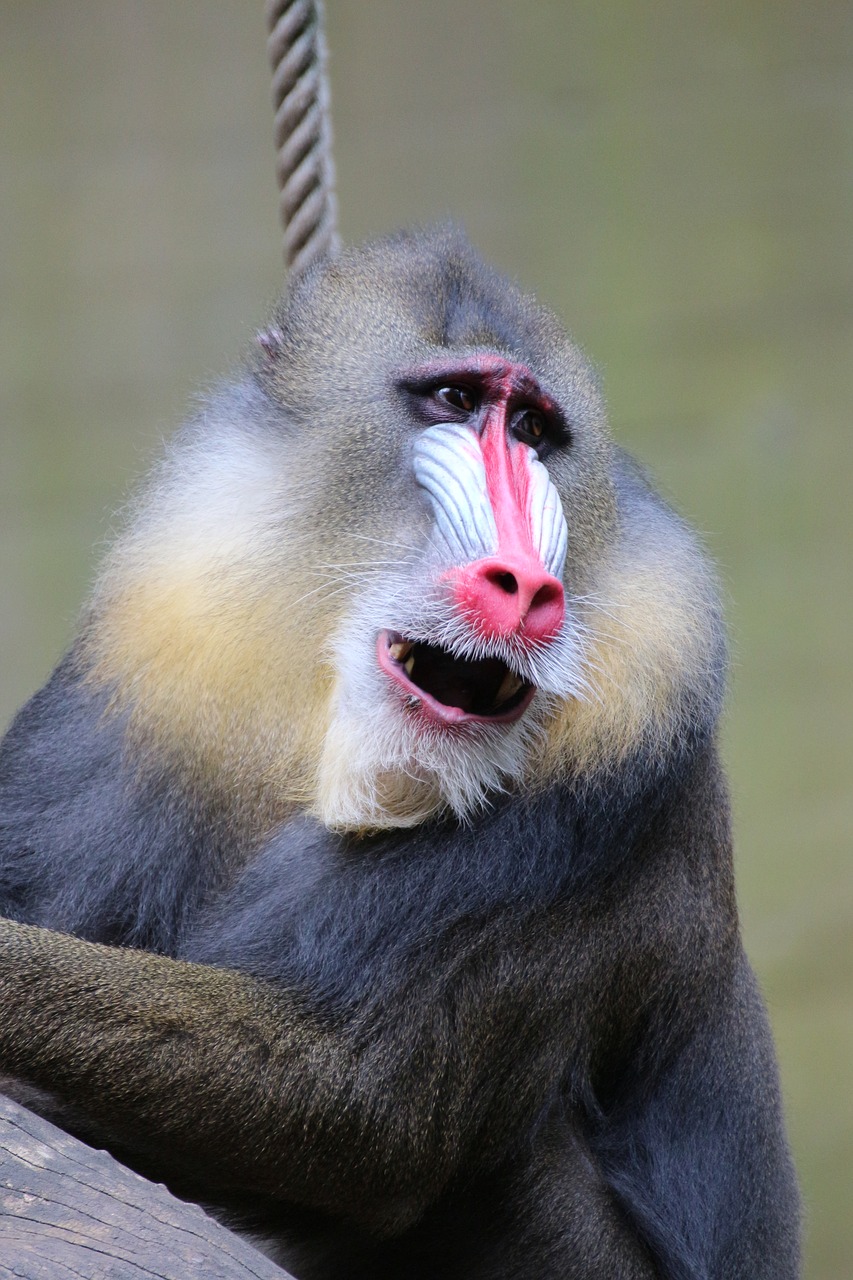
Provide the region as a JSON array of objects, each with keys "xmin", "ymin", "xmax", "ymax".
[{"xmin": 256, "ymin": 327, "xmax": 285, "ymax": 361}]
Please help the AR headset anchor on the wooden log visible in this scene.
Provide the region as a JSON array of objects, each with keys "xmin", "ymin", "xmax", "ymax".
[{"xmin": 0, "ymin": 1093, "xmax": 296, "ymax": 1279}]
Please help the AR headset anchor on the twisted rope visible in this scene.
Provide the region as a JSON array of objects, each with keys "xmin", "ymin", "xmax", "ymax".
[{"xmin": 265, "ymin": 0, "xmax": 340, "ymax": 276}]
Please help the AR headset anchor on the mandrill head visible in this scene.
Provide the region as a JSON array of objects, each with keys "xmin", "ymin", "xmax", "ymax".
[{"xmin": 83, "ymin": 227, "xmax": 724, "ymax": 835}]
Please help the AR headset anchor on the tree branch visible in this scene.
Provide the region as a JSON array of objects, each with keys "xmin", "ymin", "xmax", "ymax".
[{"xmin": 0, "ymin": 1093, "xmax": 295, "ymax": 1280}]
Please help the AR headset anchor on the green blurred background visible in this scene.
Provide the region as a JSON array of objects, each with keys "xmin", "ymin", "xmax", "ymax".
[{"xmin": 0, "ymin": 2, "xmax": 850, "ymax": 1273}]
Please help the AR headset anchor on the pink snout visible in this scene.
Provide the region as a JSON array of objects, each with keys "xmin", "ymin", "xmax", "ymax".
[{"xmin": 452, "ymin": 556, "xmax": 565, "ymax": 644}]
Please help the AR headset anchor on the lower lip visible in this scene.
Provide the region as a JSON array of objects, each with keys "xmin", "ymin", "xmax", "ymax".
[{"xmin": 376, "ymin": 631, "xmax": 535, "ymax": 727}]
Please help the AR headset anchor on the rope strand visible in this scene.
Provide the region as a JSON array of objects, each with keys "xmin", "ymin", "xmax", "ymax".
[{"xmin": 265, "ymin": 0, "xmax": 340, "ymax": 276}]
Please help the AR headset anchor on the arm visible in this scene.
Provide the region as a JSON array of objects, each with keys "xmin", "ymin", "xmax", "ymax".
[
  {"xmin": 446, "ymin": 953, "xmax": 799, "ymax": 1280},
  {"xmin": 0, "ymin": 920, "xmax": 442, "ymax": 1235},
  {"xmin": 592, "ymin": 952, "xmax": 801, "ymax": 1280},
  {"xmin": 0, "ymin": 910, "xmax": 608, "ymax": 1237},
  {"xmin": 465, "ymin": 1113, "xmax": 659, "ymax": 1280},
  {"xmin": 0, "ymin": 915, "xmax": 664, "ymax": 1276}
]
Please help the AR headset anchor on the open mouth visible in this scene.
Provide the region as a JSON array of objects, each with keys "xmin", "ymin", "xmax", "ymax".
[{"xmin": 377, "ymin": 630, "xmax": 535, "ymax": 726}]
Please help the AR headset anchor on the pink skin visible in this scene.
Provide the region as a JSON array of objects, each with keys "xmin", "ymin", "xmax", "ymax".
[
  {"xmin": 376, "ymin": 357, "xmax": 565, "ymax": 728},
  {"xmin": 451, "ymin": 358, "xmax": 565, "ymax": 644}
]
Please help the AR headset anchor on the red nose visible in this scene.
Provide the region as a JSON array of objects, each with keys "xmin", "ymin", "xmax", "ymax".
[{"xmin": 453, "ymin": 556, "xmax": 565, "ymax": 644}]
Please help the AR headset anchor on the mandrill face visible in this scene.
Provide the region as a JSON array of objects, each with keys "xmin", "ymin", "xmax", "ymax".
[
  {"xmin": 380, "ymin": 354, "xmax": 570, "ymax": 728},
  {"xmin": 252, "ymin": 230, "xmax": 619, "ymax": 828},
  {"xmin": 84, "ymin": 228, "xmax": 720, "ymax": 836}
]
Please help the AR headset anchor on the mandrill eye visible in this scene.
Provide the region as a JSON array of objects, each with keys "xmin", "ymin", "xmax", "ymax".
[
  {"xmin": 512, "ymin": 408, "xmax": 547, "ymax": 446},
  {"xmin": 436, "ymin": 385, "xmax": 478, "ymax": 414}
]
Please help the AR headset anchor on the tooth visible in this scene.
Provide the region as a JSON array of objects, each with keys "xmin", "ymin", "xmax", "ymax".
[
  {"xmin": 495, "ymin": 671, "xmax": 523, "ymax": 705},
  {"xmin": 389, "ymin": 640, "xmax": 413, "ymax": 662},
  {"xmin": 404, "ymin": 655, "xmax": 416, "ymax": 677}
]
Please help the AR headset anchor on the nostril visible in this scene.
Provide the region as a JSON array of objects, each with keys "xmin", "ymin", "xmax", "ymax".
[
  {"xmin": 487, "ymin": 570, "xmax": 518, "ymax": 596},
  {"xmin": 530, "ymin": 581, "xmax": 562, "ymax": 611},
  {"xmin": 452, "ymin": 557, "xmax": 565, "ymax": 643}
]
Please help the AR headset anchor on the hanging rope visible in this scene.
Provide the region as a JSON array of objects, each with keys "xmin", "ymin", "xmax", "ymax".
[{"xmin": 265, "ymin": 0, "xmax": 340, "ymax": 276}]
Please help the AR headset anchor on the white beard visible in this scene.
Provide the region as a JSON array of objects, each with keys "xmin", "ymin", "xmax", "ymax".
[{"xmin": 311, "ymin": 571, "xmax": 591, "ymax": 832}]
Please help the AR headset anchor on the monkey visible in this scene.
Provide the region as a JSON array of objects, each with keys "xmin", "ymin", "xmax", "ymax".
[{"xmin": 0, "ymin": 226, "xmax": 800, "ymax": 1279}]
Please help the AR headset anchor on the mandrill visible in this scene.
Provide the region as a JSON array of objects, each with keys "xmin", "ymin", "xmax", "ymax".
[{"xmin": 0, "ymin": 227, "xmax": 800, "ymax": 1279}]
